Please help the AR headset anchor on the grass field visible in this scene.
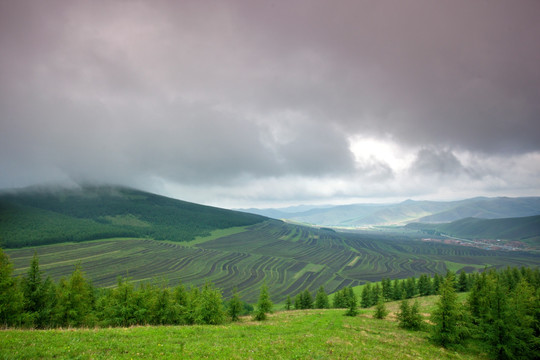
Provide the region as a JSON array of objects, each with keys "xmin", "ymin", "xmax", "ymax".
[
  {"xmin": 0, "ymin": 300, "xmax": 488, "ymax": 360},
  {"xmin": 6, "ymin": 220, "xmax": 539, "ymax": 303}
]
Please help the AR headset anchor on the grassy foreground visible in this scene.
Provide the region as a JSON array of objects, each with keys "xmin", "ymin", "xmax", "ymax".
[{"xmin": 0, "ymin": 308, "xmax": 486, "ymax": 360}]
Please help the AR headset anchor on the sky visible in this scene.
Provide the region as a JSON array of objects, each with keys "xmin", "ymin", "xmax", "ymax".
[{"xmin": 1, "ymin": 0, "xmax": 539, "ymax": 209}]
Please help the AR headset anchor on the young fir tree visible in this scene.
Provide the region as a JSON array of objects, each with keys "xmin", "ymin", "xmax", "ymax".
[
  {"xmin": 344, "ymin": 287, "xmax": 358, "ymax": 317},
  {"xmin": 404, "ymin": 277, "xmax": 416, "ymax": 299},
  {"xmin": 372, "ymin": 283, "xmax": 382, "ymax": 304},
  {"xmin": 457, "ymin": 271, "xmax": 470, "ymax": 292},
  {"xmin": 195, "ymin": 282, "xmax": 225, "ymax": 325},
  {"xmin": 53, "ymin": 265, "xmax": 95, "ymax": 327},
  {"xmin": 381, "ymin": 278, "xmax": 392, "ymax": 301},
  {"xmin": 397, "ymin": 299, "xmax": 411, "ymax": 328},
  {"xmin": 374, "ymin": 297, "xmax": 389, "ymax": 319},
  {"xmin": 418, "ymin": 274, "xmax": 432, "ymax": 297},
  {"xmin": 431, "ymin": 272, "xmax": 462, "ymax": 347},
  {"xmin": 0, "ymin": 248, "xmax": 24, "ymax": 327},
  {"xmin": 98, "ymin": 277, "xmax": 139, "ymax": 327},
  {"xmin": 397, "ymin": 299, "xmax": 423, "ymax": 330},
  {"xmin": 21, "ymin": 252, "xmax": 45, "ymax": 327},
  {"xmin": 432, "ymin": 273, "xmax": 442, "ymax": 294},
  {"xmin": 301, "ymin": 289, "xmax": 314, "ymax": 309},
  {"xmin": 332, "ymin": 288, "xmax": 347, "ymax": 308},
  {"xmin": 149, "ymin": 284, "xmax": 179, "ymax": 325},
  {"xmin": 294, "ymin": 293, "xmax": 302, "ymax": 310},
  {"xmin": 361, "ymin": 283, "xmax": 372, "ymax": 308},
  {"xmin": 285, "ymin": 295, "xmax": 292, "ymax": 311},
  {"xmin": 392, "ymin": 279, "xmax": 405, "ymax": 300},
  {"xmin": 228, "ymin": 288, "xmax": 243, "ymax": 322},
  {"xmin": 314, "ymin": 286, "xmax": 329, "ymax": 309},
  {"xmin": 254, "ymin": 282, "xmax": 273, "ymax": 321}
]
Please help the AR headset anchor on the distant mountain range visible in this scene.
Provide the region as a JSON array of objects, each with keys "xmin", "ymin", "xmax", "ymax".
[{"xmin": 240, "ymin": 197, "xmax": 540, "ymax": 227}]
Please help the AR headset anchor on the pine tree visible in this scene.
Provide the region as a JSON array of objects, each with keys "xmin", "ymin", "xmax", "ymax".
[
  {"xmin": 314, "ymin": 286, "xmax": 329, "ymax": 309},
  {"xmin": 361, "ymin": 283, "xmax": 372, "ymax": 308},
  {"xmin": 21, "ymin": 253, "xmax": 48, "ymax": 327},
  {"xmin": 254, "ymin": 282, "xmax": 273, "ymax": 321},
  {"xmin": 294, "ymin": 293, "xmax": 302, "ymax": 310},
  {"xmin": 344, "ymin": 287, "xmax": 358, "ymax": 317},
  {"xmin": 457, "ymin": 271, "xmax": 469, "ymax": 292},
  {"xmin": 374, "ymin": 297, "xmax": 388, "ymax": 319},
  {"xmin": 0, "ymin": 248, "xmax": 24, "ymax": 327},
  {"xmin": 397, "ymin": 299, "xmax": 411, "ymax": 328},
  {"xmin": 227, "ymin": 288, "xmax": 243, "ymax": 322},
  {"xmin": 392, "ymin": 279, "xmax": 403, "ymax": 300},
  {"xmin": 149, "ymin": 284, "xmax": 179, "ymax": 325},
  {"xmin": 404, "ymin": 277, "xmax": 416, "ymax": 299},
  {"xmin": 431, "ymin": 272, "xmax": 462, "ymax": 347},
  {"xmin": 300, "ymin": 289, "xmax": 313, "ymax": 309},
  {"xmin": 433, "ymin": 273, "xmax": 442, "ymax": 294},
  {"xmin": 285, "ymin": 295, "xmax": 292, "ymax": 311},
  {"xmin": 418, "ymin": 274, "xmax": 432, "ymax": 297},
  {"xmin": 382, "ymin": 278, "xmax": 392, "ymax": 301},
  {"xmin": 372, "ymin": 283, "xmax": 382, "ymax": 304},
  {"xmin": 195, "ymin": 282, "xmax": 225, "ymax": 325}
]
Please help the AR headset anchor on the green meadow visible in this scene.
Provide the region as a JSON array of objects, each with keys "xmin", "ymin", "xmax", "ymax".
[{"xmin": 0, "ymin": 306, "xmax": 487, "ymax": 360}]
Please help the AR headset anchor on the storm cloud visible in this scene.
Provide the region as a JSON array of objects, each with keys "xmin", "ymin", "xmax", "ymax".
[{"xmin": 1, "ymin": 0, "xmax": 539, "ymax": 207}]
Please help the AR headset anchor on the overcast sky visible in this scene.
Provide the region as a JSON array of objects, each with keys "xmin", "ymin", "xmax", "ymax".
[{"xmin": 1, "ymin": 0, "xmax": 539, "ymax": 208}]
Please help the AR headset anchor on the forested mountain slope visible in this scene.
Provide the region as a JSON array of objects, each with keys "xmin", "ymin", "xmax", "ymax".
[{"xmin": 0, "ymin": 185, "xmax": 266, "ymax": 247}]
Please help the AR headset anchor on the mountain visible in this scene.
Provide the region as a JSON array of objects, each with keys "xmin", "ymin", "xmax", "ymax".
[
  {"xmin": 0, "ymin": 185, "xmax": 266, "ymax": 248},
  {"xmin": 407, "ymin": 215, "xmax": 540, "ymax": 243},
  {"xmin": 245, "ymin": 197, "xmax": 540, "ymax": 227}
]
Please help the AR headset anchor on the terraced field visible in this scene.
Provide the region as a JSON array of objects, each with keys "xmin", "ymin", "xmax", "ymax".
[{"xmin": 6, "ymin": 220, "xmax": 540, "ymax": 302}]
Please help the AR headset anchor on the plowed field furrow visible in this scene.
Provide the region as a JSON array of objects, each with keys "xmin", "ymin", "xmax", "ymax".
[{"xmin": 284, "ymin": 272, "xmax": 314, "ymax": 296}]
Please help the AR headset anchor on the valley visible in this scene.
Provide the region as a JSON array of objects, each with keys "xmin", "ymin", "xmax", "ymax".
[{"xmin": 1, "ymin": 186, "xmax": 539, "ymax": 303}]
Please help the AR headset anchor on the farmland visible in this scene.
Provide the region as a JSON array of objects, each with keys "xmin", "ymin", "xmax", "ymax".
[{"xmin": 6, "ymin": 220, "xmax": 539, "ymax": 303}]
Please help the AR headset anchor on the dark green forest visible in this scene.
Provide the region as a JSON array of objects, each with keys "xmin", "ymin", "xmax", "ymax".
[{"xmin": 0, "ymin": 186, "xmax": 266, "ymax": 247}]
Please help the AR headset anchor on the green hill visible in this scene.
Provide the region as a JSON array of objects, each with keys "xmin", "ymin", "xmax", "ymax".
[
  {"xmin": 0, "ymin": 185, "xmax": 266, "ymax": 247},
  {"xmin": 407, "ymin": 215, "xmax": 540, "ymax": 243}
]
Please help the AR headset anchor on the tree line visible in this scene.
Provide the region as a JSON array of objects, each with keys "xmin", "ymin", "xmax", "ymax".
[{"xmin": 0, "ymin": 248, "xmax": 270, "ymax": 328}]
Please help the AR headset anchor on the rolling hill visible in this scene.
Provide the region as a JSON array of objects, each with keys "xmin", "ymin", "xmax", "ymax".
[
  {"xmin": 0, "ymin": 185, "xmax": 266, "ymax": 247},
  {"xmin": 244, "ymin": 197, "xmax": 540, "ymax": 227},
  {"xmin": 406, "ymin": 215, "xmax": 540, "ymax": 243}
]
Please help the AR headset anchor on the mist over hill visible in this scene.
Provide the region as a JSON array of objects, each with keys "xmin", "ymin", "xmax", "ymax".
[{"xmin": 243, "ymin": 197, "xmax": 540, "ymax": 227}]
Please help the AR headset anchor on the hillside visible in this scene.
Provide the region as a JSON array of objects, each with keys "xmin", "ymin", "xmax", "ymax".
[
  {"xmin": 3, "ymin": 185, "xmax": 539, "ymax": 303},
  {"xmin": 0, "ymin": 306, "xmax": 487, "ymax": 360},
  {"xmin": 0, "ymin": 185, "xmax": 266, "ymax": 247},
  {"xmin": 246, "ymin": 197, "xmax": 540, "ymax": 227},
  {"xmin": 407, "ymin": 215, "xmax": 540, "ymax": 243},
  {"xmin": 7, "ymin": 220, "xmax": 540, "ymax": 303}
]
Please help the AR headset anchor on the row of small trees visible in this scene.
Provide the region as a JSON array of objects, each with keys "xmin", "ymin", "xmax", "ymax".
[{"xmin": 0, "ymin": 249, "xmax": 272, "ymax": 328}]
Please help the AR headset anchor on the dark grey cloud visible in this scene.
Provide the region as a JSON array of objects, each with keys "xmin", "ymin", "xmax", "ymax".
[
  {"xmin": 410, "ymin": 149, "xmax": 465, "ymax": 176},
  {"xmin": 0, "ymin": 0, "xmax": 539, "ymax": 206}
]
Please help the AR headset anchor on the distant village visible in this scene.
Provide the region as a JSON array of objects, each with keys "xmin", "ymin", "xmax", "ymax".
[{"xmin": 421, "ymin": 236, "xmax": 529, "ymax": 251}]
